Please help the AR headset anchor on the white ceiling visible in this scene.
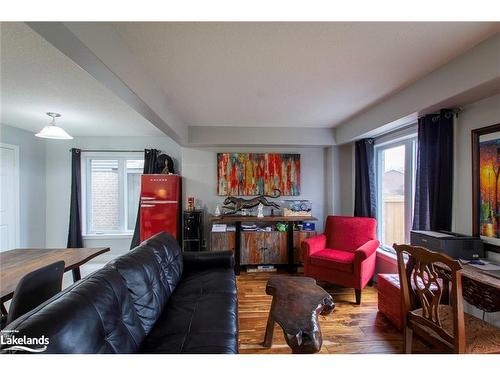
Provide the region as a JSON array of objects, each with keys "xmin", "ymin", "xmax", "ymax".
[
  {"xmin": 113, "ymin": 22, "xmax": 499, "ymax": 128},
  {"xmin": 1, "ymin": 22, "xmax": 498, "ymax": 140},
  {"xmin": 0, "ymin": 22, "xmax": 163, "ymax": 137}
]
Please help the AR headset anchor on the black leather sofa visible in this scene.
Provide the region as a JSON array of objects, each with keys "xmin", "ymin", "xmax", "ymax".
[{"xmin": 2, "ymin": 232, "xmax": 238, "ymax": 354}]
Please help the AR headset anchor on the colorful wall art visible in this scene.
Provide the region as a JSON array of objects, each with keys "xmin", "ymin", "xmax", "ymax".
[
  {"xmin": 477, "ymin": 131, "xmax": 500, "ymax": 241},
  {"xmin": 217, "ymin": 153, "xmax": 301, "ymax": 196}
]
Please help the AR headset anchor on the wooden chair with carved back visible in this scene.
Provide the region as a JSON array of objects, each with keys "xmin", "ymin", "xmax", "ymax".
[{"xmin": 394, "ymin": 244, "xmax": 500, "ymax": 354}]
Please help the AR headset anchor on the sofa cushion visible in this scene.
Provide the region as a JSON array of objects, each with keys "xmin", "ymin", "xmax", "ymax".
[
  {"xmin": 140, "ymin": 268, "xmax": 238, "ymax": 354},
  {"xmin": 109, "ymin": 232, "xmax": 183, "ymax": 335},
  {"xmin": 310, "ymin": 249, "xmax": 354, "ymax": 273},
  {"xmin": 178, "ymin": 264, "xmax": 237, "ymax": 295},
  {"xmin": 2, "ymin": 267, "xmax": 145, "ymax": 354},
  {"xmin": 325, "ymin": 216, "xmax": 377, "ymax": 252}
]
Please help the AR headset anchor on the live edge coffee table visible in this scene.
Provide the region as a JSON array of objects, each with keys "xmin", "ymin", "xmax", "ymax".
[{"xmin": 262, "ymin": 275, "xmax": 335, "ymax": 353}]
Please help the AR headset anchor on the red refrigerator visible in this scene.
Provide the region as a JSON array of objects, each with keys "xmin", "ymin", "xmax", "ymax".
[{"xmin": 140, "ymin": 174, "xmax": 182, "ymax": 242}]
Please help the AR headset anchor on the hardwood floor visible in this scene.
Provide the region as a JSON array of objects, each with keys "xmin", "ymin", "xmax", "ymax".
[{"xmin": 237, "ymin": 271, "xmax": 435, "ymax": 354}]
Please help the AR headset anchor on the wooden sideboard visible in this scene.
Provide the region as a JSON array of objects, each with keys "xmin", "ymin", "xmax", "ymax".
[
  {"xmin": 210, "ymin": 215, "xmax": 318, "ymax": 274},
  {"xmin": 212, "ymin": 230, "xmax": 317, "ymax": 265}
]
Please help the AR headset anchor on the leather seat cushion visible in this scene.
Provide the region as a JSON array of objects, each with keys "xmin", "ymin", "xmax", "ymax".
[
  {"xmin": 3, "ymin": 267, "xmax": 146, "ymax": 353},
  {"xmin": 310, "ymin": 249, "xmax": 354, "ymax": 273},
  {"xmin": 412, "ymin": 305, "xmax": 500, "ymax": 353},
  {"xmin": 110, "ymin": 233, "xmax": 183, "ymax": 335},
  {"xmin": 140, "ymin": 268, "xmax": 238, "ymax": 354}
]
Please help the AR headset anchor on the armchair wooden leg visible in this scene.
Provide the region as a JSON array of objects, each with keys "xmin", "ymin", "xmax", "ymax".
[
  {"xmin": 404, "ymin": 327, "xmax": 413, "ymax": 354},
  {"xmin": 355, "ymin": 289, "xmax": 361, "ymax": 305}
]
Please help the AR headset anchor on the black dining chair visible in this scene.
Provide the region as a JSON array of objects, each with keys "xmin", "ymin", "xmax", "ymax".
[{"xmin": 3, "ymin": 261, "xmax": 65, "ymax": 327}]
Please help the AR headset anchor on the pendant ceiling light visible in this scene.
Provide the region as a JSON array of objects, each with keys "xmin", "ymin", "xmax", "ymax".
[{"xmin": 35, "ymin": 112, "xmax": 73, "ymax": 140}]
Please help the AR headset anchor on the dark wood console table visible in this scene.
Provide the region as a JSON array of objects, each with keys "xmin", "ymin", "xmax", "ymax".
[{"xmin": 210, "ymin": 215, "xmax": 317, "ymax": 275}]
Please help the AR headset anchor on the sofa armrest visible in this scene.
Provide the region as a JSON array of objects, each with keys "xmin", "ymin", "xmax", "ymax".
[
  {"xmin": 354, "ymin": 240, "xmax": 380, "ymax": 264},
  {"xmin": 183, "ymin": 251, "xmax": 235, "ymax": 272},
  {"xmin": 302, "ymin": 234, "xmax": 327, "ymax": 258}
]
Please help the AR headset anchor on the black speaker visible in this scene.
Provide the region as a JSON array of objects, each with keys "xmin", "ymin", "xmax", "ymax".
[{"xmin": 183, "ymin": 210, "xmax": 203, "ymax": 251}]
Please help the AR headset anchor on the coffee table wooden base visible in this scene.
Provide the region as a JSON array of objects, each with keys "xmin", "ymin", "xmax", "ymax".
[{"xmin": 262, "ymin": 275, "xmax": 335, "ymax": 353}]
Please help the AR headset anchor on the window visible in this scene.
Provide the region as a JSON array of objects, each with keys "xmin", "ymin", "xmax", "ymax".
[
  {"xmin": 82, "ymin": 154, "xmax": 144, "ymax": 236},
  {"xmin": 375, "ymin": 136, "xmax": 417, "ymax": 249}
]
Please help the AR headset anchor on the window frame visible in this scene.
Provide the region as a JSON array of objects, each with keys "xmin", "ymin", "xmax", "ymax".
[
  {"xmin": 375, "ymin": 133, "xmax": 417, "ymax": 250},
  {"xmin": 81, "ymin": 152, "xmax": 143, "ymax": 237}
]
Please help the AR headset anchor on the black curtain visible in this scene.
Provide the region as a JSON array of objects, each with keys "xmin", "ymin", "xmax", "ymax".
[
  {"xmin": 130, "ymin": 149, "xmax": 161, "ymax": 249},
  {"xmin": 413, "ymin": 109, "xmax": 454, "ymax": 231},
  {"xmin": 354, "ymin": 138, "xmax": 377, "ymax": 218},
  {"xmin": 67, "ymin": 148, "xmax": 83, "ymax": 248}
]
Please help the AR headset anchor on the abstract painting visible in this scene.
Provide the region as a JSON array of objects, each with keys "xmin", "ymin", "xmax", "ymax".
[
  {"xmin": 217, "ymin": 153, "xmax": 300, "ymax": 196},
  {"xmin": 477, "ymin": 130, "xmax": 500, "ymax": 242}
]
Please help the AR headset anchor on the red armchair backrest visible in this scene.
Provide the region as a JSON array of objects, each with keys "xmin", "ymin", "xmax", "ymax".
[{"xmin": 324, "ymin": 216, "xmax": 377, "ymax": 252}]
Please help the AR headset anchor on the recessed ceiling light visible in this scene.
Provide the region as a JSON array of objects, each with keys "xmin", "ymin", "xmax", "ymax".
[{"xmin": 35, "ymin": 112, "xmax": 73, "ymax": 140}]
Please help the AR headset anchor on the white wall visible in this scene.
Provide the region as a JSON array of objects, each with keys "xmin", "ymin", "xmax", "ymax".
[
  {"xmin": 337, "ymin": 144, "xmax": 355, "ymax": 216},
  {"xmin": 453, "ymin": 94, "xmax": 500, "ymax": 248},
  {"xmin": 45, "ymin": 135, "xmax": 181, "ymax": 264},
  {"xmin": 0, "ymin": 124, "xmax": 46, "ymax": 248},
  {"xmin": 182, "ymin": 146, "xmax": 327, "ymax": 248},
  {"xmin": 325, "ymin": 144, "xmax": 356, "ymax": 217}
]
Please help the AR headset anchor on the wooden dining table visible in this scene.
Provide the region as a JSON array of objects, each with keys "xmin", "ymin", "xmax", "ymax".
[{"xmin": 0, "ymin": 247, "xmax": 110, "ymax": 314}]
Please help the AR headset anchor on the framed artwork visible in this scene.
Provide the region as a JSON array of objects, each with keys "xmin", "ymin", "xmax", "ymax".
[
  {"xmin": 472, "ymin": 123, "xmax": 500, "ymax": 253},
  {"xmin": 217, "ymin": 153, "xmax": 301, "ymax": 196}
]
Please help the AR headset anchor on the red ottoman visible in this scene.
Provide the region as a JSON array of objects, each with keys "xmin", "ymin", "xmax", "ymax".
[{"xmin": 377, "ymin": 274, "xmax": 403, "ymax": 331}]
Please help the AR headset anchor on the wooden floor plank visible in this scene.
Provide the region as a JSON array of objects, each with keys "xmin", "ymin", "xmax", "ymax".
[{"xmin": 237, "ymin": 271, "xmax": 437, "ymax": 354}]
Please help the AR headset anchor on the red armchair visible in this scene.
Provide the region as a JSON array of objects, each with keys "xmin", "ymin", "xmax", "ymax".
[{"xmin": 302, "ymin": 216, "xmax": 380, "ymax": 304}]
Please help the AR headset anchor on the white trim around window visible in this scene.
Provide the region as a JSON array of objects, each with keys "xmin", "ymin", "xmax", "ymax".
[
  {"xmin": 81, "ymin": 152, "xmax": 143, "ymax": 237},
  {"xmin": 375, "ymin": 132, "xmax": 417, "ymax": 250}
]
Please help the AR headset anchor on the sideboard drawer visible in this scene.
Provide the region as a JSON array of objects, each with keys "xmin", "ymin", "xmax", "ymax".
[
  {"xmin": 241, "ymin": 232, "xmax": 287, "ymax": 265},
  {"xmin": 211, "ymin": 232, "xmax": 236, "ymax": 252}
]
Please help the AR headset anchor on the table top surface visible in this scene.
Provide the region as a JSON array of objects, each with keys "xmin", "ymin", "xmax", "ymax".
[
  {"xmin": 210, "ymin": 215, "xmax": 318, "ymax": 223},
  {"xmin": 266, "ymin": 275, "xmax": 334, "ymax": 330},
  {"xmin": 460, "ymin": 263, "xmax": 500, "ymax": 289},
  {"xmin": 0, "ymin": 247, "xmax": 110, "ymax": 299}
]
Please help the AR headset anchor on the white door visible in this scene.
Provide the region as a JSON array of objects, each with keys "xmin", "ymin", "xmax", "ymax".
[{"xmin": 0, "ymin": 144, "xmax": 19, "ymax": 251}]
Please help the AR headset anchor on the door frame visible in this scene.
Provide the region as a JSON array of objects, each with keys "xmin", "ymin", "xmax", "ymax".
[{"xmin": 0, "ymin": 142, "xmax": 20, "ymax": 249}]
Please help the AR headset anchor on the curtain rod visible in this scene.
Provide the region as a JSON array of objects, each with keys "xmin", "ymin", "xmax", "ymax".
[
  {"xmin": 69, "ymin": 149, "xmax": 144, "ymax": 153},
  {"xmin": 421, "ymin": 107, "xmax": 463, "ymax": 119}
]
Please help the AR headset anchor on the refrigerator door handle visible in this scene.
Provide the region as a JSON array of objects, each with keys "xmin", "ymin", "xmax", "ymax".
[{"xmin": 143, "ymin": 200, "xmax": 178, "ymax": 204}]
